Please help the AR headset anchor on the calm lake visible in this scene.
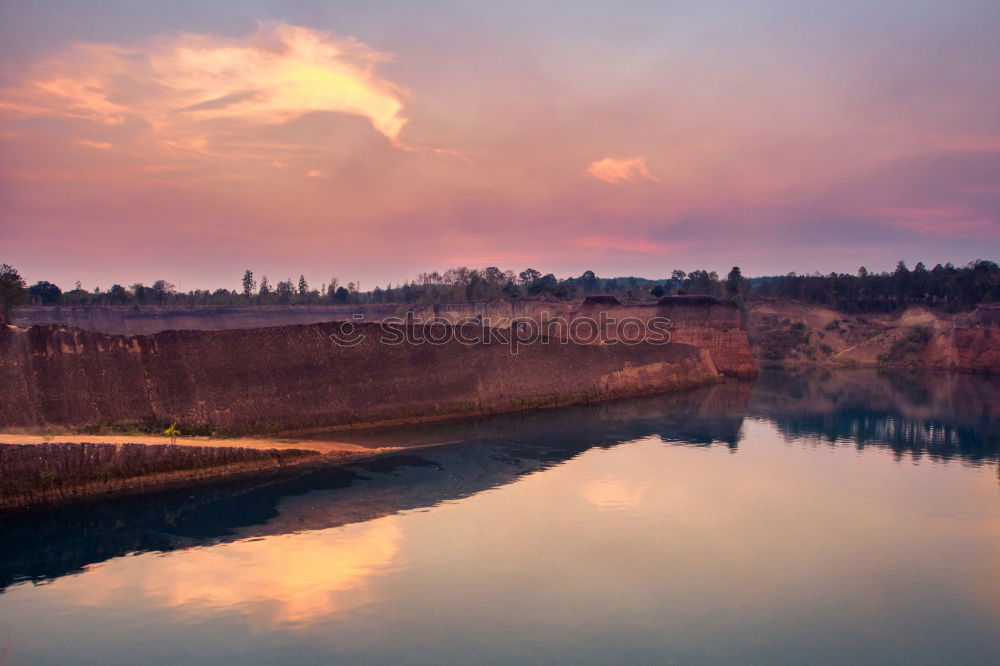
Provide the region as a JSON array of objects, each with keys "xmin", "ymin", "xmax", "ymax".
[{"xmin": 0, "ymin": 368, "xmax": 997, "ymax": 665}]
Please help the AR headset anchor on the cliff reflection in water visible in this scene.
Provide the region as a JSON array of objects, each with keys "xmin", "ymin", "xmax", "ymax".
[
  {"xmin": 1, "ymin": 367, "xmax": 997, "ymax": 595},
  {"xmin": 750, "ymin": 367, "xmax": 1000, "ymax": 463}
]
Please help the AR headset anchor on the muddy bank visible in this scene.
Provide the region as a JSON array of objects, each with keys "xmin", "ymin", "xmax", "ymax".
[
  {"xmin": 0, "ymin": 320, "xmax": 720, "ymax": 433},
  {"xmin": 746, "ymin": 300, "xmax": 1000, "ymax": 373}
]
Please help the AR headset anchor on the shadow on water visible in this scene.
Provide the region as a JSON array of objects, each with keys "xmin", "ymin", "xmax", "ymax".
[{"xmin": 0, "ymin": 367, "xmax": 997, "ymax": 593}]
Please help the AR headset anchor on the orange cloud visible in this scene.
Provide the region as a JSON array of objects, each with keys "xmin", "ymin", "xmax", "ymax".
[
  {"xmin": 0, "ymin": 22, "xmax": 408, "ymax": 160},
  {"xmin": 586, "ymin": 156, "xmax": 659, "ymax": 185}
]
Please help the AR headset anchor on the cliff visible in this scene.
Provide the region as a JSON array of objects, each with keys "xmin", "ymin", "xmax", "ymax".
[
  {"xmin": 574, "ymin": 295, "xmax": 757, "ymax": 377},
  {"xmin": 746, "ymin": 300, "xmax": 1000, "ymax": 373},
  {"xmin": 0, "ymin": 321, "xmax": 719, "ymax": 432},
  {"xmin": 12, "ymin": 296, "xmax": 759, "ymax": 378}
]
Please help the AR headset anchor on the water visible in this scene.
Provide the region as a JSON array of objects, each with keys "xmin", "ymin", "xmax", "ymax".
[{"xmin": 0, "ymin": 368, "xmax": 997, "ymax": 665}]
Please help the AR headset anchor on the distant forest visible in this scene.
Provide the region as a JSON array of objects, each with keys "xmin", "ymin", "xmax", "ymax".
[{"xmin": 2, "ymin": 260, "xmax": 999, "ymax": 317}]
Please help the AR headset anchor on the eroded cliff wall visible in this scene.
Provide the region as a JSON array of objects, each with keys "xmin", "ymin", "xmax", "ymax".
[
  {"xmin": 13, "ymin": 296, "xmax": 758, "ymax": 377},
  {"xmin": 571, "ymin": 296, "xmax": 757, "ymax": 377},
  {"xmin": 0, "ymin": 322, "xmax": 719, "ymax": 432},
  {"xmin": 746, "ymin": 301, "xmax": 1000, "ymax": 373}
]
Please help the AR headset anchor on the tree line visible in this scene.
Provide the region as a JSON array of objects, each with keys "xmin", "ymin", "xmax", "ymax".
[
  {"xmin": 1, "ymin": 260, "xmax": 997, "ymax": 320},
  {"xmin": 750, "ymin": 260, "xmax": 1000, "ymax": 312}
]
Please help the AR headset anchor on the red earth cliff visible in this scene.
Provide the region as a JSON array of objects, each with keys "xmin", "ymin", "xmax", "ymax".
[
  {"xmin": 12, "ymin": 296, "xmax": 759, "ymax": 378},
  {"xmin": 746, "ymin": 301, "xmax": 1000, "ymax": 373},
  {"xmin": 0, "ymin": 321, "xmax": 720, "ymax": 433}
]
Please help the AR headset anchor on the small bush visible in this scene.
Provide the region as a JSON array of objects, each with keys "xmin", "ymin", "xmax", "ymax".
[{"xmin": 878, "ymin": 327, "xmax": 933, "ymax": 366}]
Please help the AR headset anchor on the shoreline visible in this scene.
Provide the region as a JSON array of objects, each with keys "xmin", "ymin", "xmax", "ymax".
[
  {"xmin": 0, "ymin": 380, "xmax": 722, "ymax": 512},
  {"xmin": 0, "ymin": 433, "xmax": 394, "ymax": 454},
  {"xmin": 0, "ymin": 435, "xmax": 421, "ymax": 512}
]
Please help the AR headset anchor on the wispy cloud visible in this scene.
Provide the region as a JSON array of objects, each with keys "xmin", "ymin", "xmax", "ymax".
[
  {"xmin": 573, "ymin": 236, "xmax": 682, "ymax": 254},
  {"xmin": 76, "ymin": 139, "xmax": 112, "ymax": 150},
  {"xmin": 0, "ymin": 22, "xmax": 408, "ymax": 159},
  {"xmin": 586, "ymin": 156, "xmax": 659, "ymax": 185},
  {"xmin": 872, "ymin": 206, "xmax": 999, "ymax": 238}
]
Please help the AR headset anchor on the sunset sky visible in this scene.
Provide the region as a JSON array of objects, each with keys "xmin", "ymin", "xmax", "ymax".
[{"xmin": 1, "ymin": 0, "xmax": 998, "ymax": 291}]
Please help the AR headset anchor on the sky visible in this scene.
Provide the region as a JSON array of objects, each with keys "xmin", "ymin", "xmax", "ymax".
[{"xmin": 1, "ymin": 0, "xmax": 998, "ymax": 291}]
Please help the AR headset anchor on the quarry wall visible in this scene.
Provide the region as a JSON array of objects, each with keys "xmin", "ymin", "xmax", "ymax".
[
  {"xmin": 746, "ymin": 300, "xmax": 1000, "ymax": 373},
  {"xmin": 0, "ymin": 321, "xmax": 720, "ymax": 432},
  {"xmin": 13, "ymin": 295, "xmax": 758, "ymax": 378}
]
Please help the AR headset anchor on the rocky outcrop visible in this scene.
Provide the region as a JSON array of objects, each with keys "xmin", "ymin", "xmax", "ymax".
[
  {"xmin": 0, "ymin": 321, "xmax": 720, "ymax": 432},
  {"xmin": 565, "ymin": 295, "xmax": 756, "ymax": 377},
  {"xmin": 746, "ymin": 300, "xmax": 1000, "ymax": 373}
]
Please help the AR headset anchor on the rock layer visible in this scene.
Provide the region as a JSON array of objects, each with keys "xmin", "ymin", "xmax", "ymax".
[
  {"xmin": 746, "ymin": 301, "xmax": 1000, "ymax": 373},
  {"xmin": 13, "ymin": 295, "xmax": 759, "ymax": 378},
  {"xmin": 0, "ymin": 321, "xmax": 720, "ymax": 432}
]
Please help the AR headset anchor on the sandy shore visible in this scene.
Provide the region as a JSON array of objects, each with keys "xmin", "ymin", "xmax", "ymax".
[{"xmin": 0, "ymin": 433, "xmax": 404, "ymax": 456}]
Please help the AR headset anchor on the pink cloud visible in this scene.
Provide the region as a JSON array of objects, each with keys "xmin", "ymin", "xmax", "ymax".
[
  {"xmin": 0, "ymin": 22, "xmax": 409, "ymax": 162},
  {"xmin": 586, "ymin": 156, "xmax": 659, "ymax": 185}
]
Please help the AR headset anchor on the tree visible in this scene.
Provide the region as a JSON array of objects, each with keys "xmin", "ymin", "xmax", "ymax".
[
  {"xmin": 686, "ymin": 270, "xmax": 719, "ymax": 296},
  {"xmin": 0, "ymin": 264, "xmax": 27, "ymax": 323},
  {"xmin": 726, "ymin": 266, "xmax": 745, "ymax": 300},
  {"xmin": 28, "ymin": 281, "xmax": 62, "ymax": 305},
  {"xmin": 580, "ymin": 270, "xmax": 598, "ymax": 294},
  {"xmin": 893, "ymin": 260, "xmax": 911, "ymax": 303},
  {"xmin": 650, "ymin": 284, "xmax": 665, "ymax": 298},
  {"xmin": 519, "ymin": 268, "xmax": 542, "ymax": 286},
  {"xmin": 242, "ymin": 270, "xmax": 256, "ymax": 299},
  {"xmin": 258, "ymin": 275, "xmax": 271, "ymax": 300},
  {"xmin": 334, "ymin": 286, "xmax": 349, "ymax": 303},
  {"xmin": 298, "ymin": 275, "xmax": 308, "ymax": 297},
  {"xmin": 108, "ymin": 284, "xmax": 129, "ymax": 305},
  {"xmin": 151, "ymin": 280, "xmax": 176, "ymax": 305},
  {"xmin": 276, "ymin": 278, "xmax": 294, "ymax": 303},
  {"xmin": 552, "ymin": 281, "xmax": 576, "ymax": 300},
  {"xmin": 130, "ymin": 283, "xmax": 148, "ymax": 305}
]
